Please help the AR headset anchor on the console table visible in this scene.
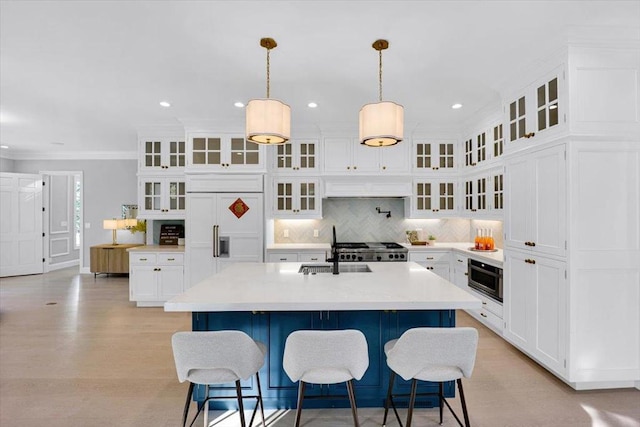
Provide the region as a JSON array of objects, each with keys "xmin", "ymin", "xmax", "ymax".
[{"xmin": 90, "ymin": 244, "xmax": 142, "ymax": 277}]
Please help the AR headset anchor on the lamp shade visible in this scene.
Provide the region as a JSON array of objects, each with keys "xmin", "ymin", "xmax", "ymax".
[
  {"xmin": 359, "ymin": 101, "xmax": 404, "ymax": 147},
  {"xmin": 246, "ymin": 98, "xmax": 291, "ymax": 145},
  {"xmin": 103, "ymin": 219, "xmax": 118, "ymax": 230},
  {"xmin": 124, "ymin": 218, "xmax": 137, "ymax": 228}
]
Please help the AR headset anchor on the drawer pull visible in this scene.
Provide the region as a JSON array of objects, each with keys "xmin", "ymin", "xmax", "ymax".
[
  {"xmin": 167, "ymin": 258, "xmax": 175, "ymax": 261},
  {"xmin": 457, "ymin": 259, "xmax": 464, "ymax": 263},
  {"xmin": 426, "ymin": 257, "xmax": 434, "ymax": 260},
  {"xmin": 140, "ymin": 258, "xmax": 147, "ymax": 261},
  {"xmin": 482, "ymin": 301, "xmax": 487, "ymax": 305},
  {"xmin": 310, "ymin": 258, "xmax": 318, "ymax": 261},
  {"xmin": 279, "ymin": 258, "xmax": 287, "ymax": 261},
  {"xmin": 480, "ymin": 312, "xmax": 488, "ymax": 318}
]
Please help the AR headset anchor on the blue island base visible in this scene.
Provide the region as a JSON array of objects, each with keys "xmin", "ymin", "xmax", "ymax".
[{"xmin": 192, "ymin": 309, "xmax": 456, "ymax": 409}]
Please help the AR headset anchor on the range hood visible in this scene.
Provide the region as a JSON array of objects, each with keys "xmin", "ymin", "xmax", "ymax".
[{"xmin": 323, "ymin": 176, "xmax": 412, "ymax": 198}]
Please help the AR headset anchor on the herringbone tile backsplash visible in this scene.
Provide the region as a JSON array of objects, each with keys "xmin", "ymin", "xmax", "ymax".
[{"xmin": 274, "ymin": 198, "xmax": 503, "ymax": 247}]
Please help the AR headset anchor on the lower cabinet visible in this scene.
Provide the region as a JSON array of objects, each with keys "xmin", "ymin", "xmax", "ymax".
[
  {"xmin": 192, "ymin": 309, "xmax": 456, "ymax": 409},
  {"xmin": 129, "ymin": 251, "xmax": 184, "ymax": 307},
  {"xmin": 90, "ymin": 244, "xmax": 142, "ymax": 275},
  {"xmin": 266, "ymin": 250, "xmax": 326, "ymax": 263},
  {"xmin": 503, "ymin": 250, "xmax": 567, "ymax": 376},
  {"xmin": 409, "ymin": 251, "xmax": 450, "ymax": 280},
  {"xmin": 451, "ymin": 252, "xmax": 469, "ymax": 290}
]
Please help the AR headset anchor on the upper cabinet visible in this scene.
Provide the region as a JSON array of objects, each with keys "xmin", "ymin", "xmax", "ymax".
[
  {"xmin": 461, "ymin": 167, "xmax": 504, "ymax": 220},
  {"xmin": 270, "ymin": 178, "xmax": 322, "ymax": 219},
  {"xmin": 138, "ymin": 137, "xmax": 186, "ymax": 174},
  {"xmin": 186, "ymin": 133, "xmax": 266, "ymax": 172},
  {"xmin": 322, "ymin": 137, "xmax": 409, "ymax": 174},
  {"xmin": 272, "ymin": 140, "xmax": 319, "ymax": 174},
  {"xmin": 504, "ymin": 66, "xmax": 566, "ymax": 150},
  {"xmin": 138, "ymin": 176, "xmax": 186, "ymax": 219},
  {"xmin": 406, "ymin": 178, "xmax": 457, "ymax": 218},
  {"xmin": 413, "ymin": 141, "xmax": 456, "ymax": 174}
]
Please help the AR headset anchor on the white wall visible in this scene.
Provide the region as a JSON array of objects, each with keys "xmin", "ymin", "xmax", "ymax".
[{"xmin": 0, "ymin": 157, "xmax": 15, "ymax": 172}]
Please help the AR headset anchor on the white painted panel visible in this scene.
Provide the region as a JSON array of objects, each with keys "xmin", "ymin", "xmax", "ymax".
[
  {"xmin": 18, "ymin": 239, "xmax": 36, "ymax": 265},
  {"xmin": 0, "ymin": 241, "xmax": 12, "ymax": 266},
  {"xmin": 535, "ymin": 259, "xmax": 566, "ymax": 369},
  {"xmin": 576, "ymin": 151, "xmax": 640, "ymax": 251},
  {"xmin": 50, "ymin": 237, "xmax": 70, "ymax": 257},
  {"xmin": 505, "ymin": 156, "xmax": 530, "ymax": 247},
  {"xmin": 18, "ymin": 189, "xmax": 37, "ymax": 234},
  {"xmin": 533, "ymin": 146, "xmax": 566, "ymax": 255},
  {"xmin": 575, "ymin": 269, "xmax": 640, "ymax": 373},
  {"xmin": 576, "ymin": 68, "xmax": 638, "ymax": 123},
  {"xmin": 50, "ymin": 175, "xmax": 70, "ymax": 234},
  {"xmin": 0, "ymin": 189, "xmax": 12, "ymax": 234}
]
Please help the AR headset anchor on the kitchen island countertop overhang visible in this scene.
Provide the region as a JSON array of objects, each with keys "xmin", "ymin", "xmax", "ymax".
[{"xmin": 164, "ymin": 261, "xmax": 482, "ymax": 312}]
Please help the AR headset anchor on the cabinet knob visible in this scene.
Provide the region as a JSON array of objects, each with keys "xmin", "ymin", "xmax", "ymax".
[
  {"xmin": 382, "ymin": 166, "xmax": 386, "ymax": 170},
  {"xmin": 347, "ymin": 166, "xmax": 350, "ymax": 170},
  {"xmin": 464, "ymin": 272, "xmax": 468, "ymax": 276},
  {"xmin": 353, "ymin": 166, "xmax": 357, "ymax": 170},
  {"xmin": 480, "ymin": 312, "xmax": 488, "ymax": 318}
]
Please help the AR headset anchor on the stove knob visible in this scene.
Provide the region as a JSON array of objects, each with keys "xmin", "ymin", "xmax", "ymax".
[
  {"xmin": 400, "ymin": 254, "xmax": 405, "ymax": 259},
  {"xmin": 340, "ymin": 254, "xmax": 345, "ymax": 260},
  {"xmin": 358, "ymin": 256, "xmax": 363, "ymax": 261},
  {"xmin": 377, "ymin": 256, "xmax": 382, "ymax": 261},
  {"xmin": 388, "ymin": 254, "xmax": 393, "ymax": 259},
  {"xmin": 394, "ymin": 254, "xmax": 399, "ymax": 259}
]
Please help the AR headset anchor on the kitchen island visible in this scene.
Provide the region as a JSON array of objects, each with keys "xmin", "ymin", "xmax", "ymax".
[{"xmin": 165, "ymin": 261, "xmax": 481, "ymax": 409}]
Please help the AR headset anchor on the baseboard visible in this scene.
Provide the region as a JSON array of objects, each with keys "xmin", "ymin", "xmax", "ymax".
[
  {"xmin": 47, "ymin": 259, "xmax": 80, "ymax": 272},
  {"xmin": 80, "ymin": 266, "xmax": 91, "ymax": 275}
]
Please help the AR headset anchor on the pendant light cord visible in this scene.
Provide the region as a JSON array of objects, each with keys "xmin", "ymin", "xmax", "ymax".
[
  {"xmin": 266, "ymin": 47, "xmax": 271, "ymax": 99},
  {"xmin": 378, "ymin": 48, "xmax": 383, "ymax": 102}
]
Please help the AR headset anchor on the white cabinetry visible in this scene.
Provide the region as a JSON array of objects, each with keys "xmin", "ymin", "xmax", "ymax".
[
  {"xmin": 266, "ymin": 250, "xmax": 326, "ymax": 263},
  {"xmin": 138, "ymin": 137, "xmax": 186, "ymax": 173},
  {"xmin": 462, "ymin": 167, "xmax": 504, "ymax": 219},
  {"xmin": 272, "ymin": 140, "xmax": 319, "ymax": 173},
  {"xmin": 505, "ymin": 67, "xmax": 565, "ymax": 149},
  {"xmin": 505, "ymin": 144, "xmax": 566, "ymax": 257},
  {"xmin": 129, "ymin": 251, "xmax": 184, "ymax": 307},
  {"xmin": 138, "ymin": 176, "xmax": 186, "ymax": 219},
  {"xmin": 413, "ymin": 141, "xmax": 456, "ymax": 173},
  {"xmin": 322, "ymin": 137, "xmax": 409, "ymax": 174},
  {"xmin": 271, "ymin": 178, "xmax": 321, "ymax": 219},
  {"xmin": 504, "ymin": 250, "xmax": 567, "ymax": 376},
  {"xmin": 409, "ymin": 251, "xmax": 450, "ymax": 280},
  {"xmin": 186, "ymin": 133, "xmax": 265, "ymax": 172},
  {"xmin": 451, "ymin": 252, "xmax": 468, "ymax": 290},
  {"xmin": 406, "ymin": 179, "xmax": 456, "ymax": 218}
]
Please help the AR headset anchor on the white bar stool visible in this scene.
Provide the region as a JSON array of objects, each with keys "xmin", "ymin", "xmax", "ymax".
[
  {"xmin": 283, "ymin": 329, "xmax": 369, "ymax": 427},
  {"xmin": 171, "ymin": 330, "xmax": 267, "ymax": 427},
  {"xmin": 382, "ymin": 327, "xmax": 479, "ymax": 427}
]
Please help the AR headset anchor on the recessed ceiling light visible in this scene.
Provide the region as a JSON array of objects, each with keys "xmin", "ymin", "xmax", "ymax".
[
  {"xmin": 0, "ymin": 145, "xmax": 8, "ymax": 149},
  {"xmin": 308, "ymin": 102, "xmax": 318, "ymax": 108},
  {"xmin": 159, "ymin": 101, "xmax": 171, "ymax": 108},
  {"xmin": 451, "ymin": 103, "xmax": 463, "ymax": 109},
  {"xmin": 234, "ymin": 102, "xmax": 245, "ymax": 108}
]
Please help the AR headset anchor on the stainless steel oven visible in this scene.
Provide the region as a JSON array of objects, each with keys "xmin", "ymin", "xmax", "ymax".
[{"xmin": 468, "ymin": 259, "xmax": 503, "ymax": 302}]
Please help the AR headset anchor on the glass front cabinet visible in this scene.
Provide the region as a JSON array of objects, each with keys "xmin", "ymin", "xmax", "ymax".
[
  {"xmin": 407, "ymin": 179, "xmax": 457, "ymax": 218},
  {"xmin": 187, "ymin": 133, "xmax": 266, "ymax": 172},
  {"xmin": 272, "ymin": 140, "xmax": 319, "ymax": 174},
  {"xmin": 138, "ymin": 176, "xmax": 186, "ymax": 219},
  {"xmin": 271, "ymin": 178, "xmax": 322, "ymax": 219},
  {"xmin": 413, "ymin": 141, "xmax": 456, "ymax": 173},
  {"xmin": 138, "ymin": 137, "xmax": 186, "ymax": 174}
]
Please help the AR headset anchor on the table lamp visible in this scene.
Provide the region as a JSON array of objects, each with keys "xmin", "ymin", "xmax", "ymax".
[{"xmin": 103, "ymin": 219, "xmax": 119, "ymax": 245}]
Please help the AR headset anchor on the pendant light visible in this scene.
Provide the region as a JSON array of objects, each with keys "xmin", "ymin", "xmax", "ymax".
[
  {"xmin": 246, "ymin": 38, "xmax": 291, "ymax": 145},
  {"xmin": 359, "ymin": 39, "xmax": 404, "ymax": 147}
]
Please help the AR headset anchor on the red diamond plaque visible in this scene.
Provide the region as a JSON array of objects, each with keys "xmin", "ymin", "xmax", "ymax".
[{"xmin": 229, "ymin": 198, "xmax": 250, "ymax": 219}]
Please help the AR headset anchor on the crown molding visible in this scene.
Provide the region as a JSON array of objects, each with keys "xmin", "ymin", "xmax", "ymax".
[{"xmin": 1, "ymin": 151, "xmax": 137, "ymax": 161}]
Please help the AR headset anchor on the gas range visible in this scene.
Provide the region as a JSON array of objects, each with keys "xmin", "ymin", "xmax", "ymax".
[{"xmin": 334, "ymin": 242, "xmax": 408, "ymax": 262}]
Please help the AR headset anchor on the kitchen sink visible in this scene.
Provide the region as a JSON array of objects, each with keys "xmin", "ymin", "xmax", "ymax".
[{"xmin": 298, "ymin": 264, "xmax": 372, "ymax": 274}]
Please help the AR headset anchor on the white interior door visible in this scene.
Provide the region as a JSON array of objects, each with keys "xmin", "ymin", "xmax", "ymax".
[{"xmin": 0, "ymin": 173, "xmax": 44, "ymax": 277}]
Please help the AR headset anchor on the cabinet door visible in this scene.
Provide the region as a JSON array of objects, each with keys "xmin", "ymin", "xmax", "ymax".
[
  {"xmin": 130, "ymin": 266, "xmax": 158, "ymax": 300},
  {"xmin": 228, "ymin": 137, "xmax": 262, "ymax": 169},
  {"xmin": 436, "ymin": 180, "xmax": 456, "ymax": 214},
  {"xmin": 165, "ymin": 178, "xmax": 186, "ymax": 215},
  {"xmin": 352, "ymin": 142, "xmax": 380, "ymax": 173},
  {"xmin": 379, "ymin": 142, "xmax": 409, "ymax": 173},
  {"xmin": 157, "ymin": 265, "xmax": 184, "ymax": 300},
  {"xmin": 140, "ymin": 179, "xmax": 163, "ymax": 215},
  {"xmin": 90, "ymin": 247, "xmax": 109, "ymax": 273},
  {"xmin": 323, "ymin": 138, "xmax": 352, "ymax": 173},
  {"xmin": 297, "ymin": 140, "xmax": 318, "ymax": 172},
  {"xmin": 531, "ymin": 145, "xmax": 566, "ymax": 257},
  {"xmin": 140, "ymin": 140, "xmax": 163, "ymax": 171},
  {"xmin": 505, "ymin": 155, "xmax": 531, "ymax": 249},
  {"xmin": 186, "ymin": 194, "xmax": 216, "ymax": 288},
  {"xmin": 503, "ymin": 251, "xmax": 531, "ymax": 349},
  {"xmin": 190, "ymin": 136, "xmax": 224, "ymax": 169}
]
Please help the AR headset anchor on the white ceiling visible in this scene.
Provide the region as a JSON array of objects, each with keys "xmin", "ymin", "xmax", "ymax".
[{"xmin": 1, "ymin": 1, "xmax": 639, "ymax": 157}]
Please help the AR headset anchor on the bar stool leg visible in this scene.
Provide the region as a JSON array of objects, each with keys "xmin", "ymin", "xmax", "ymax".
[
  {"xmin": 406, "ymin": 379, "xmax": 418, "ymax": 427},
  {"xmin": 346, "ymin": 380, "xmax": 360, "ymax": 427},
  {"xmin": 182, "ymin": 382, "xmax": 194, "ymax": 427},
  {"xmin": 294, "ymin": 381, "xmax": 306, "ymax": 427},
  {"xmin": 256, "ymin": 372, "xmax": 266, "ymax": 427},
  {"xmin": 235, "ymin": 380, "xmax": 246, "ymax": 427},
  {"xmin": 203, "ymin": 385, "xmax": 210, "ymax": 427},
  {"xmin": 439, "ymin": 382, "xmax": 444, "ymax": 425},
  {"xmin": 382, "ymin": 370, "xmax": 395, "ymax": 426},
  {"xmin": 457, "ymin": 379, "xmax": 471, "ymax": 427}
]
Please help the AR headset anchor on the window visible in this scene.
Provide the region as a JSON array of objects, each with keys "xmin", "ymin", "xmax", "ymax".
[{"xmin": 73, "ymin": 175, "xmax": 81, "ymax": 249}]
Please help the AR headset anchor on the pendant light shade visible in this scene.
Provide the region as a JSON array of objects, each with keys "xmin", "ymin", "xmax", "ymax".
[
  {"xmin": 246, "ymin": 38, "xmax": 290, "ymax": 145},
  {"xmin": 359, "ymin": 101, "xmax": 404, "ymax": 147},
  {"xmin": 359, "ymin": 39, "xmax": 404, "ymax": 147},
  {"xmin": 246, "ymin": 98, "xmax": 291, "ymax": 144}
]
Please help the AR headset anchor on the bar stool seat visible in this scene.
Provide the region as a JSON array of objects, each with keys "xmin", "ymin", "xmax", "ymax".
[
  {"xmin": 383, "ymin": 327, "xmax": 479, "ymax": 427},
  {"xmin": 171, "ymin": 330, "xmax": 267, "ymax": 427},
  {"xmin": 283, "ymin": 329, "xmax": 369, "ymax": 427}
]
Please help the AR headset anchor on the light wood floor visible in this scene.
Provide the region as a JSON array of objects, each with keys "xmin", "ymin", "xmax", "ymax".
[{"xmin": 0, "ymin": 268, "xmax": 638, "ymax": 427}]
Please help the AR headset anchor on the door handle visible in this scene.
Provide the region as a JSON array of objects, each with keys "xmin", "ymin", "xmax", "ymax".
[{"xmin": 213, "ymin": 225, "xmax": 219, "ymax": 258}]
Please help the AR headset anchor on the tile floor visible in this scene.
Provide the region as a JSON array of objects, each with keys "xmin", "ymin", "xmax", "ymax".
[{"xmin": 0, "ymin": 268, "xmax": 638, "ymax": 426}]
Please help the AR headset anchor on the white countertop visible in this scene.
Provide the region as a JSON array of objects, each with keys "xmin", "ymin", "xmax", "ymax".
[
  {"xmin": 402, "ymin": 242, "xmax": 504, "ymax": 266},
  {"xmin": 164, "ymin": 261, "xmax": 481, "ymax": 312},
  {"xmin": 127, "ymin": 245, "xmax": 185, "ymax": 253}
]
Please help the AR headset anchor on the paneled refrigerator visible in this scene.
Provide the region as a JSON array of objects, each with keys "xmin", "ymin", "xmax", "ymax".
[{"xmin": 185, "ymin": 182, "xmax": 263, "ymax": 288}]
